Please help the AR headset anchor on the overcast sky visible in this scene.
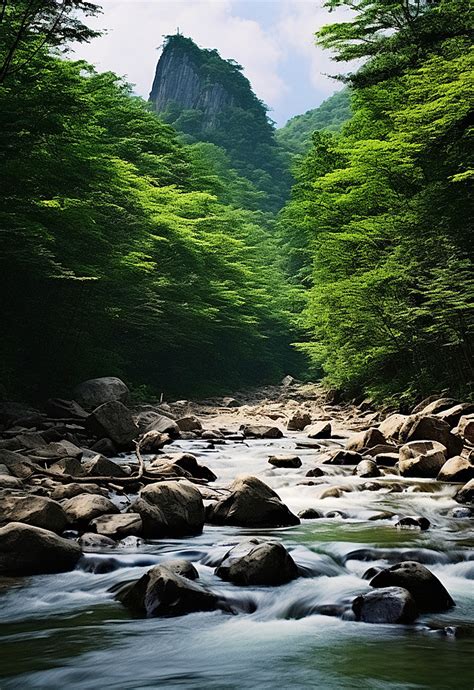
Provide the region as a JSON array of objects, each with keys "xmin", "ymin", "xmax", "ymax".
[{"xmin": 71, "ymin": 0, "xmax": 352, "ymax": 127}]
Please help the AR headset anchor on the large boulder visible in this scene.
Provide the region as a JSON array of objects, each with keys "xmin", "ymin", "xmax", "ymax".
[
  {"xmin": 240, "ymin": 425, "xmax": 283, "ymax": 439},
  {"xmin": 399, "ymin": 415, "xmax": 462, "ymax": 456},
  {"xmin": 116, "ymin": 564, "xmax": 221, "ymax": 617},
  {"xmin": 83, "ymin": 455, "xmax": 128, "ymax": 478},
  {"xmin": 86, "ymin": 401, "xmax": 138, "ymax": 448},
  {"xmin": 215, "ymin": 541, "xmax": 298, "ymax": 586},
  {"xmin": 90, "ymin": 512, "xmax": 142, "ymax": 539},
  {"xmin": 50, "ymin": 482, "xmax": 106, "ymax": 501},
  {"xmin": 0, "ymin": 522, "xmax": 81, "ymax": 576},
  {"xmin": 45, "ymin": 398, "xmax": 88, "ymax": 420},
  {"xmin": 143, "ymin": 413, "xmax": 180, "ymax": 437},
  {"xmin": 0, "ymin": 495, "xmax": 68, "ymax": 533},
  {"xmin": 370, "ymin": 561, "xmax": 455, "ymax": 612},
  {"xmin": 73, "ymin": 377, "xmax": 129, "ymax": 410},
  {"xmin": 306, "ymin": 421, "xmax": 332, "ymax": 439},
  {"xmin": 399, "ymin": 441, "xmax": 447, "ymax": 478},
  {"xmin": 456, "ymin": 415, "xmax": 474, "ymax": 444},
  {"xmin": 206, "ymin": 475, "xmax": 300, "ymax": 528},
  {"xmin": 287, "ymin": 411, "xmax": 311, "ymax": 431},
  {"xmin": 50, "ymin": 456, "xmax": 84, "ymax": 477},
  {"xmin": 437, "ymin": 403, "xmax": 474, "ymax": 428},
  {"xmin": 130, "ymin": 481, "xmax": 204, "ymax": 537},
  {"xmin": 176, "ymin": 416, "xmax": 202, "ymax": 432},
  {"xmin": 437, "ymin": 456, "xmax": 474, "ymax": 483},
  {"xmin": 455, "ymin": 478, "xmax": 474, "ymax": 504},
  {"xmin": 416, "ymin": 398, "xmax": 458, "ymax": 416},
  {"xmin": 268, "ymin": 455, "xmax": 302, "ymax": 469},
  {"xmin": 170, "ymin": 453, "xmax": 217, "ymax": 481},
  {"xmin": 378, "ymin": 414, "xmax": 408, "ymax": 441},
  {"xmin": 354, "ymin": 459, "xmax": 381, "ymax": 478},
  {"xmin": 323, "ymin": 450, "xmax": 363, "ymax": 466},
  {"xmin": 352, "ymin": 587, "xmax": 417, "ymax": 624},
  {"xmin": 62, "ymin": 493, "xmax": 119, "ymax": 524},
  {"xmin": 346, "ymin": 428, "xmax": 386, "ymax": 452}
]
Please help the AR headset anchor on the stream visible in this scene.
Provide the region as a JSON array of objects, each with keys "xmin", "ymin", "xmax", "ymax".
[{"xmin": 1, "ymin": 432, "xmax": 473, "ymax": 689}]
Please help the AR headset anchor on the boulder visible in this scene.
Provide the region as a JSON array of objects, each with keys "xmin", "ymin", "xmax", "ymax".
[
  {"xmin": 0, "ymin": 522, "xmax": 82, "ymax": 576},
  {"xmin": 398, "ymin": 440, "xmax": 447, "ymax": 478},
  {"xmin": 83, "ymin": 455, "xmax": 128, "ymax": 478},
  {"xmin": 268, "ymin": 455, "xmax": 302, "ymax": 469},
  {"xmin": 370, "ymin": 561, "xmax": 455, "ymax": 612},
  {"xmin": 416, "ymin": 398, "xmax": 458, "ymax": 416},
  {"xmin": 62, "ymin": 493, "xmax": 119, "ymax": 524},
  {"xmin": 373, "ymin": 452, "xmax": 399, "ymax": 467},
  {"xmin": 306, "ymin": 421, "xmax": 332, "ymax": 439},
  {"xmin": 455, "ymin": 478, "xmax": 474, "ymax": 504},
  {"xmin": 0, "ymin": 449, "xmax": 35, "ymax": 478},
  {"xmin": 215, "ymin": 541, "xmax": 298, "ymax": 586},
  {"xmin": 73, "ymin": 376, "xmax": 129, "ymax": 410},
  {"xmin": 352, "ymin": 587, "xmax": 417, "ymax": 624},
  {"xmin": 116, "ymin": 564, "xmax": 221, "ymax": 617},
  {"xmin": 354, "ymin": 459, "xmax": 381, "ymax": 478},
  {"xmin": 222, "ymin": 397, "xmax": 239, "ymax": 408},
  {"xmin": 437, "ymin": 456, "xmax": 474, "ymax": 483},
  {"xmin": 437, "ymin": 403, "xmax": 474, "ymax": 428},
  {"xmin": 346, "ymin": 428, "xmax": 386, "ymax": 452},
  {"xmin": 176, "ymin": 416, "xmax": 202, "ymax": 432},
  {"xmin": 306, "ymin": 466, "xmax": 324, "ymax": 478},
  {"xmin": 241, "ymin": 425, "xmax": 283, "ymax": 439},
  {"xmin": 51, "ymin": 482, "xmax": 106, "ymax": 501},
  {"xmin": 281, "ymin": 375, "xmax": 296, "ymax": 387},
  {"xmin": 324, "ymin": 450, "xmax": 363, "ymax": 465},
  {"xmin": 138, "ymin": 430, "xmax": 170, "ymax": 453},
  {"xmin": 395, "ymin": 516, "xmax": 430, "ymax": 530},
  {"xmin": 287, "ymin": 411, "xmax": 311, "ymax": 431},
  {"xmin": 298, "ymin": 508, "xmax": 323, "ymax": 519},
  {"xmin": 143, "ymin": 413, "xmax": 179, "ymax": 437},
  {"xmin": 320, "ymin": 486, "xmax": 344, "ymax": 499},
  {"xmin": 160, "ymin": 559, "xmax": 199, "ymax": 580},
  {"xmin": 90, "ymin": 438, "xmax": 117, "ymax": 457},
  {"xmin": 50, "ymin": 456, "xmax": 84, "ymax": 477},
  {"xmin": 78, "ymin": 532, "xmax": 116, "ymax": 549},
  {"xmin": 456, "ymin": 415, "xmax": 474, "ymax": 444},
  {"xmin": 0, "ymin": 474, "xmax": 23, "ymax": 489},
  {"xmin": 399, "ymin": 415, "xmax": 462, "ymax": 457},
  {"xmin": 0, "ymin": 402, "xmax": 40, "ymax": 427},
  {"xmin": 170, "ymin": 453, "xmax": 217, "ymax": 481},
  {"xmin": 130, "ymin": 481, "xmax": 204, "ymax": 537},
  {"xmin": 0, "ymin": 495, "xmax": 68, "ymax": 533},
  {"xmin": 90, "ymin": 512, "xmax": 142, "ymax": 539},
  {"xmin": 206, "ymin": 475, "xmax": 299, "ymax": 528},
  {"xmin": 45, "ymin": 398, "xmax": 88, "ymax": 420},
  {"xmin": 86, "ymin": 401, "xmax": 138, "ymax": 448},
  {"xmin": 378, "ymin": 414, "xmax": 408, "ymax": 440}
]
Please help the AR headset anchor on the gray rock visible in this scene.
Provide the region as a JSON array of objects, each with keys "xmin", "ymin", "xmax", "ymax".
[
  {"xmin": 306, "ymin": 421, "xmax": 332, "ymax": 438},
  {"xmin": 0, "ymin": 522, "xmax": 82, "ymax": 576},
  {"xmin": 370, "ymin": 561, "xmax": 455, "ymax": 612},
  {"xmin": 144, "ymin": 413, "xmax": 179, "ymax": 437},
  {"xmin": 437, "ymin": 456, "xmax": 474, "ymax": 483},
  {"xmin": 305, "ymin": 467, "xmax": 324, "ymax": 477},
  {"xmin": 170, "ymin": 453, "xmax": 217, "ymax": 481},
  {"xmin": 455, "ymin": 478, "xmax": 474, "ymax": 504},
  {"xmin": 437, "ymin": 403, "xmax": 474, "ymax": 427},
  {"xmin": 324, "ymin": 450, "xmax": 363, "ymax": 465},
  {"xmin": 73, "ymin": 377, "xmax": 129, "ymax": 410},
  {"xmin": 378, "ymin": 414, "xmax": 408, "ymax": 441},
  {"xmin": 90, "ymin": 438, "xmax": 117, "ymax": 457},
  {"xmin": 90, "ymin": 513, "xmax": 143, "ymax": 539},
  {"xmin": 50, "ymin": 482, "xmax": 106, "ymax": 501},
  {"xmin": 83, "ymin": 455, "xmax": 128, "ymax": 478},
  {"xmin": 268, "ymin": 455, "xmax": 302, "ymax": 468},
  {"xmin": 287, "ymin": 411, "xmax": 311, "ymax": 431},
  {"xmin": 241, "ymin": 425, "xmax": 283, "ymax": 439},
  {"xmin": 352, "ymin": 586, "xmax": 418, "ymax": 624},
  {"xmin": 130, "ymin": 481, "xmax": 204, "ymax": 537},
  {"xmin": 206, "ymin": 475, "xmax": 299, "ymax": 528},
  {"xmin": 0, "ymin": 449, "xmax": 35, "ymax": 478},
  {"xmin": 50, "ymin": 456, "xmax": 84, "ymax": 477},
  {"xmin": 215, "ymin": 541, "xmax": 298, "ymax": 586},
  {"xmin": 176, "ymin": 416, "xmax": 202, "ymax": 432},
  {"xmin": 298, "ymin": 508, "xmax": 323, "ymax": 519},
  {"xmin": 416, "ymin": 398, "xmax": 458, "ymax": 416},
  {"xmin": 0, "ymin": 495, "xmax": 68, "ymax": 533},
  {"xmin": 346, "ymin": 427, "xmax": 386, "ymax": 452},
  {"xmin": 0, "ymin": 474, "xmax": 23, "ymax": 489},
  {"xmin": 354, "ymin": 459, "xmax": 381, "ymax": 478},
  {"xmin": 62, "ymin": 493, "xmax": 119, "ymax": 524},
  {"xmin": 86, "ymin": 401, "xmax": 138, "ymax": 448},
  {"xmin": 78, "ymin": 532, "xmax": 116, "ymax": 549}
]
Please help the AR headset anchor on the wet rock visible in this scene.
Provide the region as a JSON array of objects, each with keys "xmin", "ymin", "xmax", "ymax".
[
  {"xmin": 45, "ymin": 398, "xmax": 88, "ymax": 420},
  {"xmin": 83, "ymin": 455, "xmax": 128, "ymax": 478},
  {"xmin": 304, "ymin": 421, "xmax": 331, "ymax": 439},
  {"xmin": 73, "ymin": 376, "xmax": 129, "ymax": 410},
  {"xmin": 116, "ymin": 564, "xmax": 221, "ymax": 617},
  {"xmin": 306, "ymin": 466, "xmax": 324, "ymax": 477},
  {"xmin": 362, "ymin": 444, "xmax": 398, "ymax": 457},
  {"xmin": 62, "ymin": 493, "xmax": 119, "ymax": 524},
  {"xmin": 399, "ymin": 441, "xmax": 447, "ymax": 478},
  {"xmin": 378, "ymin": 414, "xmax": 408, "ymax": 441},
  {"xmin": 324, "ymin": 450, "xmax": 363, "ymax": 465},
  {"xmin": 0, "ymin": 402, "xmax": 41, "ymax": 428},
  {"xmin": 0, "ymin": 494, "xmax": 68, "ymax": 533},
  {"xmin": 80, "ymin": 555, "xmax": 121, "ymax": 573},
  {"xmin": 206, "ymin": 475, "xmax": 299, "ymax": 528},
  {"xmin": 455, "ymin": 478, "xmax": 474, "ymax": 504},
  {"xmin": 78, "ymin": 532, "xmax": 116, "ymax": 549},
  {"xmin": 268, "ymin": 454, "xmax": 302, "ymax": 469},
  {"xmin": 346, "ymin": 427, "xmax": 386, "ymax": 452},
  {"xmin": 437, "ymin": 456, "xmax": 474, "ymax": 483},
  {"xmin": 400, "ymin": 415, "xmax": 462, "ymax": 457},
  {"xmin": 395, "ymin": 516, "xmax": 430, "ymax": 530},
  {"xmin": 201, "ymin": 430, "xmax": 223, "ymax": 440},
  {"xmin": 0, "ymin": 522, "xmax": 82, "ymax": 576},
  {"xmin": 162, "ymin": 559, "xmax": 199, "ymax": 580},
  {"xmin": 373, "ymin": 452, "xmax": 399, "ymax": 467},
  {"xmin": 143, "ymin": 413, "xmax": 180, "ymax": 437},
  {"xmin": 240, "ymin": 425, "xmax": 283, "ymax": 439},
  {"xmin": 352, "ymin": 587, "xmax": 418, "ymax": 624},
  {"xmin": 50, "ymin": 456, "xmax": 84, "ymax": 476},
  {"xmin": 90, "ymin": 437, "xmax": 117, "ymax": 457},
  {"xmin": 370, "ymin": 561, "xmax": 455, "ymax": 612},
  {"xmin": 320, "ymin": 487, "xmax": 344, "ymax": 499},
  {"xmin": 368, "ymin": 511, "xmax": 394, "ymax": 521},
  {"xmin": 298, "ymin": 508, "xmax": 323, "ymax": 519},
  {"xmin": 362, "ymin": 566, "xmax": 383, "ymax": 580},
  {"xmin": 449, "ymin": 506, "xmax": 472, "ymax": 518},
  {"xmin": 171, "ymin": 453, "xmax": 217, "ymax": 481},
  {"xmin": 176, "ymin": 416, "xmax": 202, "ymax": 432},
  {"xmin": 50, "ymin": 482, "xmax": 106, "ymax": 501},
  {"xmin": 130, "ymin": 481, "xmax": 205, "ymax": 537},
  {"xmin": 354, "ymin": 459, "xmax": 381, "ymax": 478},
  {"xmin": 86, "ymin": 401, "xmax": 138, "ymax": 448},
  {"xmin": 117, "ymin": 535, "xmax": 145, "ymax": 548},
  {"xmin": 216, "ymin": 541, "xmax": 298, "ymax": 586},
  {"xmin": 139, "ymin": 430, "xmax": 171, "ymax": 453},
  {"xmin": 0, "ymin": 449, "xmax": 35, "ymax": 479},
  {"xmin": 287, "ymin": 411, "xmax": 311, "ymax": 431},
  {"xmin": 455, "ymin": 415, "xmax": 474, "ymax": 444},
  {"xmin": 325, "ymin": 510, "xmax": 348, "ymax": 519},
  {"xmin": 437, "ymin": 403, "xmax": 474, "ymax": 428},
  {"xmin": 91, "ymin": 513, "xmax": 143, "ymax": 539}
]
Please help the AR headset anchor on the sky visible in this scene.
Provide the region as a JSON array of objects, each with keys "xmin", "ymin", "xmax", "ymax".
[{"xmin": 71, "ymin": 0, "xmax": 352, "ymax": 127}]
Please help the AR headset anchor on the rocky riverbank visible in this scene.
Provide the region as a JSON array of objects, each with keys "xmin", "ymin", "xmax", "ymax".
[{"xmin": 0, "ymin": 377, "xmax": 473, "ymax": 633}]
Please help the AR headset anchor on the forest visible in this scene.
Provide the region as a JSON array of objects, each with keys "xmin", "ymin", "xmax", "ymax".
[{"xmin": 0, "ymin": 0, "xmax": 472, "ymax": 406}]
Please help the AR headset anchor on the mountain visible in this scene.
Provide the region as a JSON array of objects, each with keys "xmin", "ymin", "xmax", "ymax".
[
  {"xmin": 276, "ymin": 89, "xmax": 352, "ymax": 155},
  {"xmin": 149, "ymin": 34, "xmax": 291, "ymax": 212}
]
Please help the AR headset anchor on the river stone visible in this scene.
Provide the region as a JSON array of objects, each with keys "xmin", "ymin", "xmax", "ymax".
[
  {"xmin": 0, "ymin": 522, "xmax": 82, "ymax": 576},
  {"xmin": 378, "ymin": 414, "xmax": 408, "ymax": 441},
  {"xmin": 73, "ymin": 377, "xmax": 129, "ymax": 410},
  {"xmin": 287, "ymin": 411, "xmax": 311, "ymax": 431},
  {"xmin": 130, "ymin": 481, "xmax": 204, "ymax": 537},
  {"xmin": 437, "ymin": 456, "xmax": 474, "ymax": 483},
  {"xmin": 319, "ymin": 486, "xmax": 344, "ymax": 499},
  {"xmin": 176, "ymin": 416, "xmax": 202, "ymax": 433},
  {"xmin": 78, "ymin": 532, "xmax": 116, "ymax": 549},
  {"xmin": 346, "ymin": 427, "xmax": 386, "ymax": 452},
  {"xmin": 86, "ymin": 401, "xmax": 138, "ymax": 448},
  {"xmin": 90, "ymin": 512, "xmax": 143, "ymax": 538},
  {"xmin": 206, "ymin": 475, "xmax": 299, "ymax": 528},
  {"xmin": 0, "ymin": 495, "xmax": 68, "ymax": 533},
  {"xmin": 0, "ymin": 474, "xmax": 23, "ymax": 489},
  {"xmin": 162, "ymin": 559, "xmax": 199, "ymax": 580},
  {"xmin": 0, "ymin": 449, "xmax": 35, "ymax": 478},
  {"xmin": 298, "ymin": 508, "xmax": 324, "ymax": 519},
  {"xmin": 395, "ymin": 516, "xmax": 430, "ymax": 530},
  {"xmin": 324, "ymin": 450, "xmax": 363, "ymax": 465},
  {"xmin": 373, "ymin": 452, "xmax": 399, "ymax": 467},
  {"xmin": 455, "ymin": 415, "xmax": 474, "ymax": 444},
  {"xmin": 90, "ymin": 437, "xmax": 117, "ymax": 457},
  {"xmin": 215, "ymin": 541, "xmax": 298, "ymax": 586},
  {"xmin": 45, "ymin": 398, "xmax": 88, "ymax": 420},
  {"xmin": 354, "ymin": 459, "xmax": 381, "ymax": 478},
  {"xmin": 116, "ymin": 564, "xmax": 221, "ymax": 617},
  {"xmin": 50, "ymin": 482, "xmax": 106, "ymax": 501},
  {"xmin": 437, "ymin": 403, "xmax": 474, "ymax": 428},
  {"xmin": 50, "ymin": 456, "xmax": 84, "ymax": 477},
  {"xmin": 170, "ymin": 453, "xmax": 217, "ymax": 481},
  {"xmin": 399, "ymin": 441, "xmax": 447, "ymax": 478},
  {"xmin": 83, "ymin": 455, "xmax": 128, "ymax": 478},
  {"xmin": 306, "ymin": 466, "xmax": 324, "ymax": 477},
  {"xmin": 306, "ymin": 421, "xmax": 332, "ymax": 438},
  {"xmin": 268, "ymin": 455, "xmax": 302, "ymax": 469},
  {"xmin": 370, "ymin": 561, "xmax": 455, "ymax": 612},
  {"xmin": 455, "ymin": 478, "xmax": 474, "ymax": 504},
  {"xmin": 352, "ymin": 586, "xmax": 418, "ymax": 624},
  {"xmin": 416, "ymin": 398, "xmax": 458, "ymax": 416},
  {"xmin": 399, "ymin": 415, "xmax": 462, "ymax": 457},
  {"xmin": 62, "ymin": 493, "xmax": 119, "ymax": 524},
  {"xmin": 240, "ymin": 425, "xmax": 283, "ymax": 439}
]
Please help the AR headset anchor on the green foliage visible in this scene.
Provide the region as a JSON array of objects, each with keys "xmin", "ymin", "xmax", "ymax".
[
  {"xmin": 279, "ymin": 0, "xmax": 473, "ymax": 404},
  {"xmin": 276, "ymin": 89, "xmax": 352, "ymax": 154}
]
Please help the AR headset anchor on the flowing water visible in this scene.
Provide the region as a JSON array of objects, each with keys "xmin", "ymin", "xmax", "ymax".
[{"xmin": 1, "ymin": 433, "xmax": 473, "ymax": 689}]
